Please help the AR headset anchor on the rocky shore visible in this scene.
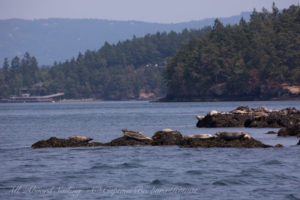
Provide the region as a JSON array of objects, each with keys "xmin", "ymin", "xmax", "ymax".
[
  {"xmin": 196, "ymin": 106, "xmax": 300, "ymax": 138},
  {"xmin": 32, "ymin": 129, "xmax": 281, "ymax": 149}
]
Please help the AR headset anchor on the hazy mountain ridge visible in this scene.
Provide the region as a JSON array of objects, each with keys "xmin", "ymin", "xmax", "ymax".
[{"xmin": 0, "ymin": 12, "xmax": 250, "ymax": 65}]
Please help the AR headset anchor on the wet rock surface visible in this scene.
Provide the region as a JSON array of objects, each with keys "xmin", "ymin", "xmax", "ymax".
[{"xmin": 197, "ymin": 106, "xmax": 300, "ymax": 128}]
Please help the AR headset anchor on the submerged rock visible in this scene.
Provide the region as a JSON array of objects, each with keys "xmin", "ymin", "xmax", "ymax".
[
  {"xmin": 274, "ymin": 144, "xmax": 284, "ymax": 148},
  {"xmin": 152, "ymin": 129, "xmax": 183, "ymax": 145},
  {"xmin": 32, "ymin": 137, "xmax": 103, "ymax": 148},
  {"xmin": 197, "ymin": 106, "xmax": 300, "ymax": 128}
]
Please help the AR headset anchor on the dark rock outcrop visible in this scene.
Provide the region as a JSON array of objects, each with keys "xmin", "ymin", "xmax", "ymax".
[
  {"xmin": 180, "ymin": 131, "xmax": 273, "ymax": 148},
  {"xmin": 197, "ymin": 106, "xmax": 300, "ymax": 128},
  {"xmin": 277, "ymin": 122, "xmax": 300, "ymax": 137},
  {"xmin": 152, "ymin": 129, "xmax": 183, "ymax": 145},
  {"xmin": 180, "ymin": 137, "xmax": 271, "ymax": 148},
  {"xmin": 106, "ymin": 136, "xmax": 152, "ymax": 146},
  {"xmin": 31, "ymin": 137, "xmax": 103, "ymax": 148}
]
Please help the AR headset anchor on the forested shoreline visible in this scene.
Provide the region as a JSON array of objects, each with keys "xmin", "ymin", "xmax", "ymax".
[
  {"xmin": 1, "ymin": 4, "xmax": 300, "ymax": 101},
  {"xmin": 0, "ymin": 29, "xmax": 210, "ymax": 100},
  {"xmin": 164, "ymin": 4, "xmax": 300, "ymax": 101}
]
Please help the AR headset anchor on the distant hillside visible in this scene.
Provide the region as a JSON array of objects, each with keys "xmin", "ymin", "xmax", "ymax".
[{"xmin": 0, "ymin": 12, "xmax": 250, "ymax": 65}]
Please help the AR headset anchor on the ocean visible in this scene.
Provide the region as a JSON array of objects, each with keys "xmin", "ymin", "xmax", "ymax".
[{"xmin": 1, "ymin": 101, "xmax": 300, "ymax": 200}]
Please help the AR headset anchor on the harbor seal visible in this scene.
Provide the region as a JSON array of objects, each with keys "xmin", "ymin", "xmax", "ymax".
[
  {"xmin": 183, "ymin": 134, "xmax": 216, "ymax": 140},
  {"xmin": 161, "ymin": 128, "xmax": 174, "ymax": 132},
  {"xmin": 216, "ymin": 132, "xmax": 251, "ymax": 140},
  {"xmin": 209, "ymin": 110, "xmax": 218, "ymax": 116},
  {"xmin": 68, "ymin": 136, "xmax": 93, "ymax": 142},
  {"xmin": 196, "ymin": 115, "xmax": 204, "ymax": 120},
  {"xmin": 122, "ymin": 129, "xmax": 152, "ymax": 141}
]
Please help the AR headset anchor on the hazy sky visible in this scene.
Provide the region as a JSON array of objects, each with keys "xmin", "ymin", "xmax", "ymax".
[{"xmin": 0, "ymin": 0, "xmax": 299, "ymax": 23}]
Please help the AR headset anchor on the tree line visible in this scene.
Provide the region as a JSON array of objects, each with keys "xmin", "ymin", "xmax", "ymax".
[{"xmin": 164, "ymin": 4, "xmax": 300, "ymax": 100}]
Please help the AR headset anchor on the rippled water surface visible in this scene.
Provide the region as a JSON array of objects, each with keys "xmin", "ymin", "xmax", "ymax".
[{"xmin": 1, "ymin": 101, "xmax": 300, "ymax": 200}]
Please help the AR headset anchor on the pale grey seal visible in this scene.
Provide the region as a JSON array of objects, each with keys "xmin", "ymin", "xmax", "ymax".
[
  {"xmin": 122, "ymin": 129, "xmax": 152, "ymax": 141},
  {"xmin": 184, "ymin": 134, "xmax": 216, "ymax": 140},
  {"xmin": 68, "ymin": 136, "xmax": 93, "ymax": 142}
]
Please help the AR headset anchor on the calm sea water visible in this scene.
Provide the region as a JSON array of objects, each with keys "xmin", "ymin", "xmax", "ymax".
[{"xmin": 0, "ymin": 101, "xmax": 300, "ymax": 200}]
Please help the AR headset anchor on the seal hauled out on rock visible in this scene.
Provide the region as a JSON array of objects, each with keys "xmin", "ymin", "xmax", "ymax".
[
  {"xmin": 122, "ymin": 129, "xmax": 152, "ymax": 141},
  {"xmin": 209, "ymin": 110, "xmax": 218, "ymax": 116},
  {"xmin": 216, "ymin": 132, "xmax": 251, "ymax": 140},
  {"xmin": 183, "ymin": 134, "xmax": 216, "ymax": 140},
  {"xmin": 196, "ymin": 115, "xmax": 205, "ymax": 120},
  {"xmin": 68, "ymin": 136, "xmax": 93, "ymax": 142}
]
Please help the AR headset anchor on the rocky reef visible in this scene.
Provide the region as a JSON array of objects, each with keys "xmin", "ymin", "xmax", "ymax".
[
  {"xmin": 197, "ymin": 106, "xmax": 300, "ymax": 128},
  {"xmin": 32, "ymin": 129, "xmax": 280, "ymax": 149}
]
